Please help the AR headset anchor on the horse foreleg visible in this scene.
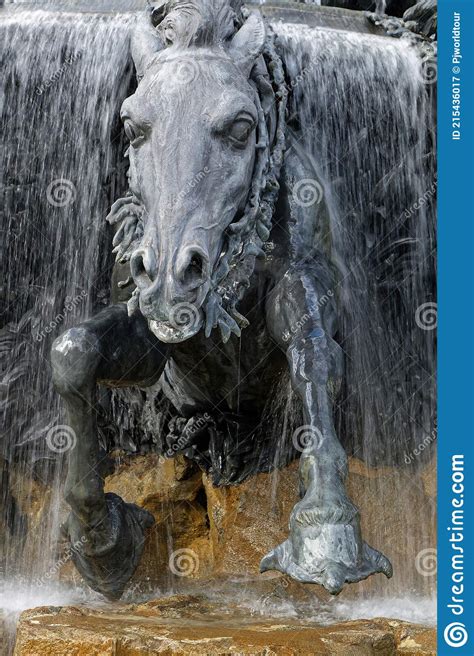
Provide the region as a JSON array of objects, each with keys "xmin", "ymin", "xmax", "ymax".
[
  {"xmin": 51, "ymin": 303, "xmax": 169, "ymax": 599},
  {"xmin": 262, "ymin": 266, "xmax": 392, "ymax": 594}
]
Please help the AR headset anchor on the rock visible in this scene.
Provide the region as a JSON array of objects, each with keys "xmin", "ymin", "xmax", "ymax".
[
  {"xmin": 89, "ymin": 452, "xmax": 436, "ymax": 599},
  {"xmin": 1, "ymin": 463, "xmax": 70, "ymax": 583},
  {"xmin": 421, "ymin": 456, "xmax": 436, "ymax": 499},
  {"xmin": 202, "ymin": 456, "xmax": 436, "ymax": 598},
  {"xmin": 13, "ymin": 596, "xmax": 436, "ymax": 655},
  {"xmin": 5, "ymin": 451, "xmax": 435, "ymax": 603},
  {"xmin": 203, "ymin": 461, "xmax": 299, "ymax": 578},
  {"xmin": 102, "ymin": 454, "xmax": 212, "ymax": 589},
  {"xmin": 6, "ymin": 455, "xmax": 437, "ymax": 653},
  {"xmin": 0, "ymin": 611, "xmax": 7, "ymax": 656},
  {"xmin": 346, "ymin": 458, "xmax": 436, "ymax": 597},
  {"xmin": 104, "ymin": 454, "xmax": 202, "ymax": 509}
]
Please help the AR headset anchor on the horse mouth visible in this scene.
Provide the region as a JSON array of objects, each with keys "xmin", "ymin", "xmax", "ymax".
[{"xmin": 148, "ymin": 311, "xmax": 204, "ymax": 343}]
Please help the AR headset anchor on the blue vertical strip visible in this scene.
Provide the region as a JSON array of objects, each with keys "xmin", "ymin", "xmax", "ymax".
[{"xmin": 438, "ymin": 0, "xmax": 474, "ymax": 654}]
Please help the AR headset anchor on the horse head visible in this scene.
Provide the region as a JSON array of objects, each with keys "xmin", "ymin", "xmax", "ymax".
[{"xmin": 108, "ymin": 0, "xmax": 286, "ymax": 343}]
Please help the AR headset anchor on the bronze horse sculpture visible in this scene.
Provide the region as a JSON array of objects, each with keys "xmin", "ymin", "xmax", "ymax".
[{"xmin": 51, "ymin": 0, "xmax": 392, "ymax": 599}]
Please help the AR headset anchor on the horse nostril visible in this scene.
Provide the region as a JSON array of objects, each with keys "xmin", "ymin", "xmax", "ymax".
[
  {"xmin": 180, "ymin": 249, "xmax": 209, "ymax": 290},
  {"xmin": 190, "ymin": 253, "xmax": 204, "ymax": 277},
  {"xmin": 130, "ymin": 248, "xmax": 156, "ymax": 288}
]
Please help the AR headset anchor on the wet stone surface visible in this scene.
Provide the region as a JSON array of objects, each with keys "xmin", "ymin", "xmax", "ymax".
[{"xmin": 13, "ymin": 595, "xmax": 436, "ymax": 655}]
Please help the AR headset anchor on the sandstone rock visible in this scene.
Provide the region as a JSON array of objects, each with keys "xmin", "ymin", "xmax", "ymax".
[
  {"xmin": 0, "ymin": 611, "xmax": 7, "ymax": 656},
  {"xmin": 420, "ymin": 456, "xmax": 436, "ymax": 500},
  {"xmin": 203, "ymin": 461, "xmax": 299, "ymax": 578},
  {"xmin": 1, "ymin": 463, "xmax": 70, "ymax": 585},
  {"xmin": 346, "ymin": 458, "xmax": 436, "ymax": 598},
  {"xmin": 4, "ymin": 449, "xmax": 436, "ymax": 607},
  {"xmin": 96, "ymin": 451, "xmax": 436, "ymax": 601},
  {"xmin": 104, "ymin": 454, "xmax": 202, "ymax": 509},
  {"xmin": 102, "ymin": 454, "xmax": 211, "ymax": 589},
  {"xmin": 13, "ymin": 596, "xmax": 436, "ymax": 656},
  {"xmin": 6, "ymin": 456, "xmax": 437, "ymax": 654}
]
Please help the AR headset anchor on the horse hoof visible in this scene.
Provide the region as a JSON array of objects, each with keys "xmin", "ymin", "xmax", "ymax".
[{"xmin": 66, "ymin": 492, "xmax": 154, "ymax": 600}]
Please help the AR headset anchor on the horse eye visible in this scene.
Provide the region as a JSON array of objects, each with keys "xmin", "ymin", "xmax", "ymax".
[
  {"xmin": 124, "ymin": 119, "xmax": 145, "ymax": 147},
  {"xmin": 228, "ymin": 119, "xmax": 254, "ymax": 147}
]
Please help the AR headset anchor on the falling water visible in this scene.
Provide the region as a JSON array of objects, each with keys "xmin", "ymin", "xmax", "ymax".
[{"xmin": 0, "ymin": 6, "xmax": 133, "ymax": 635}]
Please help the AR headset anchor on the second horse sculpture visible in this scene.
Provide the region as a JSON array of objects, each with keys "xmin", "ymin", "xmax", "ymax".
[{"xmin": 51, "ymin": 0, "xmax": 392, "ymax": 599}]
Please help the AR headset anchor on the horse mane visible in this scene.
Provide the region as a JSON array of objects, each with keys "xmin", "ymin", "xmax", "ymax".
[
  {"xmin": 203, "ymin": 27, "xmax": 287, "ymax": 341},
  {"xmin": 108, "ymin": 2, "xmax": 287, "ymax": 342},
  {"xmin": 148, "ymin": 0, "xmax": 238, "ymax": 47}
]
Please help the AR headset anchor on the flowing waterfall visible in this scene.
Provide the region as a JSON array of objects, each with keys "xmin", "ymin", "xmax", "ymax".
[
  {"xmin": 0, "ymin": 7, "xmax": 133, "ymax": 626},
  {"xmin": 271, "ymin": 22, "xmax": 436, "ymax": 602},
  {"xmin": 0, "ymin": 3, "xmax": 436, "ymax": 636}
]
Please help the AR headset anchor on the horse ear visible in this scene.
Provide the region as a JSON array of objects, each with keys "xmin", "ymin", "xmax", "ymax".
[
  {"xmin": 229, "ymin": 12, "xmax": 266, "ymax": 77},
  {"xmin": 130, "ymin": 11, "xmax": 165, "ymax": 79}
]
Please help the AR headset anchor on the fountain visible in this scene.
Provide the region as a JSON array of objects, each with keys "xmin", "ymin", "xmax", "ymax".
[{"xmin": 1, "ymin": 0, "xmax": 436, "ymax": 654}]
